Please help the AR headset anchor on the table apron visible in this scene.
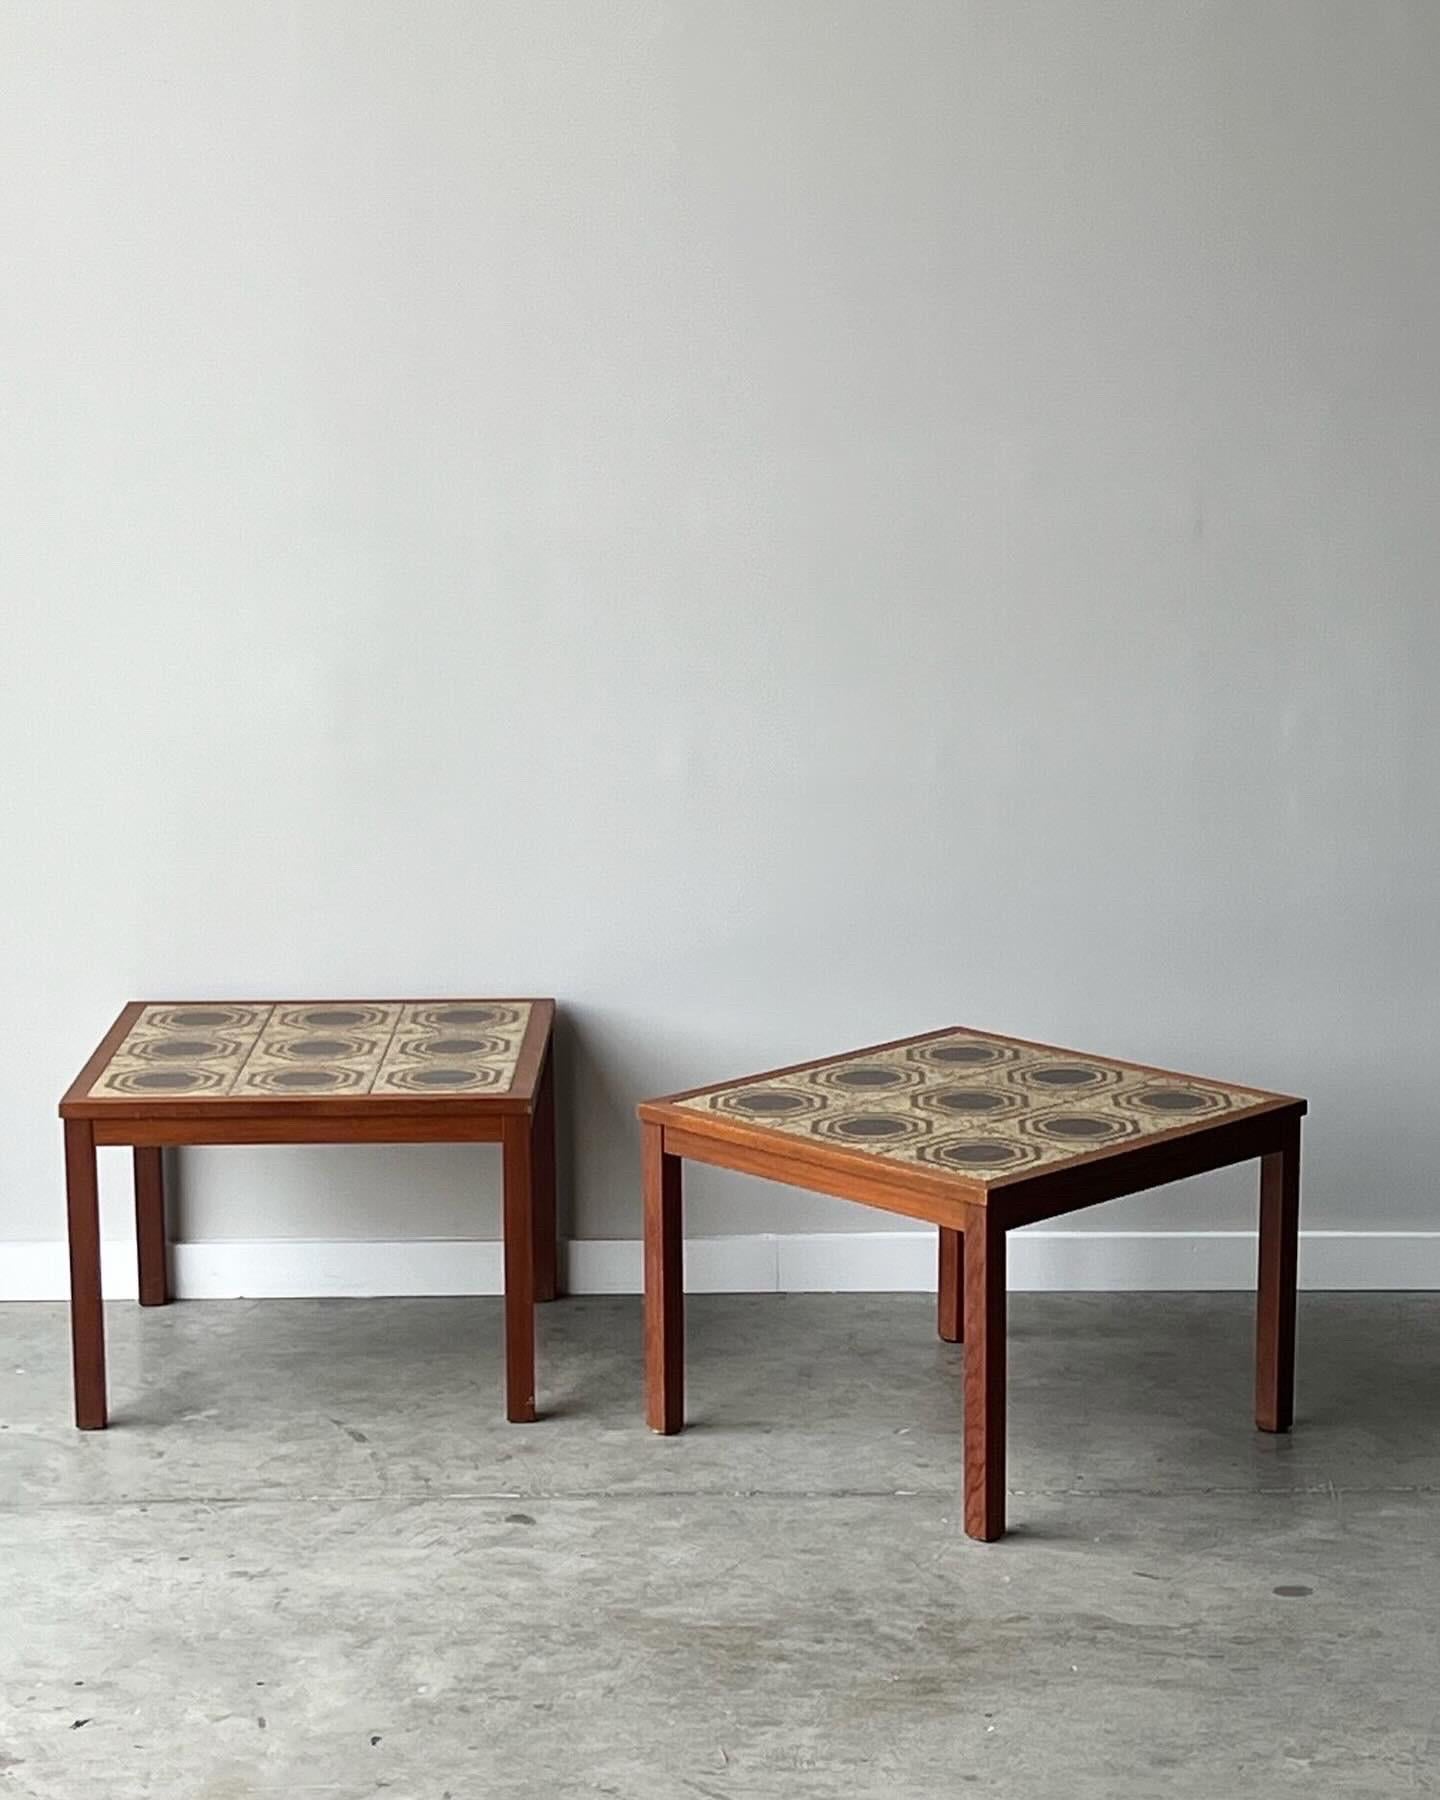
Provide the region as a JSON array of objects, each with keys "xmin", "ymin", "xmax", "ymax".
[
  {"xmin": 92, "ymin": 1115, "xmax": 511, "ymax": 1148},
  {"xmin": 663, "ymin": 1104, "xmax": 1301, "ymax": 1235},
  {"xmin": 994, "ymin": 1106, "xmax": 1301, "ymax": 1228},
  {"xmin": 660, "ymin": 1123, "xmax": 974, "ymax": 1231}
]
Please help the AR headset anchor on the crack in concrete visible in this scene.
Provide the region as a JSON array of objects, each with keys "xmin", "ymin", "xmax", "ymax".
[{"xmin": 4, "ymin": 1481, "xmax": 1438, "ymax": 1513}]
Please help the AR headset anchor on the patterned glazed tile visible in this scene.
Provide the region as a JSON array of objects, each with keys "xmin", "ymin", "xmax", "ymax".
[
  {"xmin": 126, "ymin": 1003, "xmax": 272, "ymax": 1039},
  {"xmin": 88, "ymin": 1005, "xmax": 273, "ymax": 1100},
  {"xmin": 88, "ymin": 1002, "xmax": 532, "ymax": 1101},
  {"xmin": 269, "ymin": 1003, "xmax": 404, "ymax": 1036},
  {"xmin": 91, "ymin": 1060, "xmax": 242, "ymax": 1100},
  {"xmin": 233, "ymin": 1059, "xmax": 376, "ymax": 1098},
  {"xmin": 371, "ymin": 1002, "xmax": 532, "ymax": 1097},
  {"xmin": 402, "ymin": 1002, "xmax": 528, "ymax": 1035},
  {"xmin": 236, "ymin": 1024, "xmax": 393, "ymax": 1097},
  {"xmin": 673, "ymin": 1029, "xmax": 1280, "ymax": 1179}
]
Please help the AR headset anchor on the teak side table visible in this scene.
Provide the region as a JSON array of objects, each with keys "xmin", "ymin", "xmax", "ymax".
[
  {"xmin": 637, "ymin": 1025, "xmax": 1306, "ymax": 1541},
  {"xmin": 59, "ymin": 999, "xmax": 558, "ymax": 1429}
]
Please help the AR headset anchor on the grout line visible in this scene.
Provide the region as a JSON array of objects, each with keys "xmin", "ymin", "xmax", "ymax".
[
  {"xmin": 229, "ymin": 1003, "xmax": 278, "ymax": 1095},
  {"xmin": 366, "ymin": 1002, "xmax": 408, "ymax": 1094}
]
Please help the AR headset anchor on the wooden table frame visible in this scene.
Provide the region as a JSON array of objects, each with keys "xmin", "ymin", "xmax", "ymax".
[
  {"xmin": 58, "ymin": 999, "xmax": 559, "ymax": 1430},
  {"xmin": 638, "ymin": 1027, "xmax": 1305, "ymax": 1542}
]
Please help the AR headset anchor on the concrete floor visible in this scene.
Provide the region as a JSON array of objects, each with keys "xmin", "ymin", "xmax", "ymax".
[{"xmin": 1, "ymin": 1293, "xmax": 1437, "ymax": 1799}]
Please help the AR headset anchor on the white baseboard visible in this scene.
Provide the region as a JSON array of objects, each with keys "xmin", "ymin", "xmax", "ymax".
[{"xmin": 2, "ymin": 1230, "xmax": 1438, "ymax": 1301}]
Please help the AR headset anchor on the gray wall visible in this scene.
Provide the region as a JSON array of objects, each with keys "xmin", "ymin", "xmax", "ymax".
[{"xmin": 3, "ymin": 2, "xmax": 1437, "ymax": 1257}]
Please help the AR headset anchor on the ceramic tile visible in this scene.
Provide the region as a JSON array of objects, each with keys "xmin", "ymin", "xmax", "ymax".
[
  {"xmin": 672, "ymin": 1030, "xmax": 1283, "ymax": 1179},
  {"xmin": 371, "ymin": 1002, "xmax": 532, "ymax": 1097},
  {"xmin": 88, "ymin": 1002, "xmax": 533, "ymax": 1101}
]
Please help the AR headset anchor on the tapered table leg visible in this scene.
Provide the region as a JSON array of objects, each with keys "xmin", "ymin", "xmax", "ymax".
[
  {"xmin": 65, "ymin": 1120, "xmax": 107, "ymax": 1429},
  {"xmin": 938, "ymin": 1226, "xmax": 964, "ymax": 1343},
  {"xmin": 962, "ymin": 1206, "xmax": 1006, "ymax": 1541},
  {"xmin": 134, "ymin": 1147, "xmax": 170, "ymax": 1307},
  {"xmin": 531, "ymin": 1050, "xmax": 560, "ymax": 1303},
  {"xmin": 1256, "ymin": 1118, "xmax": 1301, "ymax": 1433},
  {"xmin": 644, "ymin": 1122, "xmax": 684, "ymax": 1434},
  {"xmin": 502, "ymin": 1117, "xmax": 537, "ymax": 1423}
]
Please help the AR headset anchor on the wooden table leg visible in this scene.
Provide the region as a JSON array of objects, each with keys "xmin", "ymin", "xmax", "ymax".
[
  {"xmin": 643, "ymin": 1121, "xmax": 684, "ymax": 1434},
  {"xmin": 134, "ymin": 1147, "xmax": 170, "ymax": 1307},
  {"xmin": 938, "ymin": 1226, "xmax": 964, "ymax": 1342},
  {"xmin": 65, "ymin": 1120, "xmax": 107, "ymax": 1429},
  {"xmin": 1256, "ymin": 1118, "xmax": 1301, "ymax": 1433},
  {"xmin": 962, "ymin": 1206, "xmax": 1006, "ymax": 1540},
  {"xmin": 501, "ymin": 1117, "xmax": 537, "ymax": 1423},
  {"xmin": 531, "ymin": 1049, "xmax": 560, "ymax": 1303}
]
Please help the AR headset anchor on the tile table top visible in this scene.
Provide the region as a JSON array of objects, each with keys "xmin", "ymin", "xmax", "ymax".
[
  {"xmin": 658, "ymin": 1027, "xmax": 1302, "ymax": 1185},
  {"xmin": 69, "ymin": 1001, "xmax": 541, "ymax": 1107}
]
